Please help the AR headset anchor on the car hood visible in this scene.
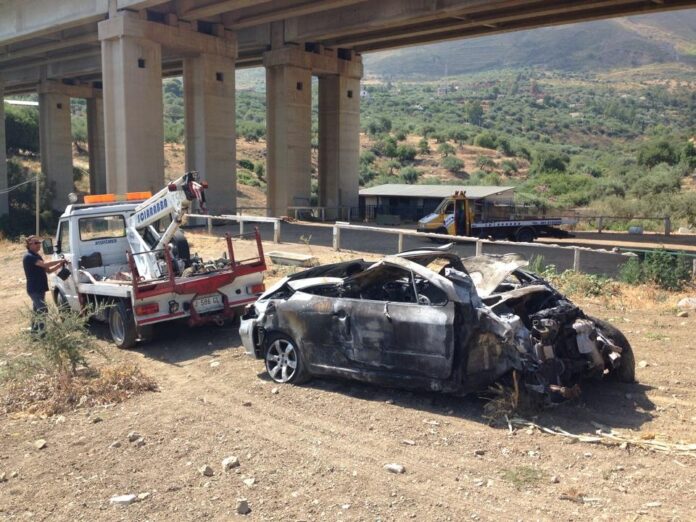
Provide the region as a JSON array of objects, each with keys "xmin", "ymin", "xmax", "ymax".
[{"xmin": 461, "ymin": 254, "xmax": 529, "ymax": 297}]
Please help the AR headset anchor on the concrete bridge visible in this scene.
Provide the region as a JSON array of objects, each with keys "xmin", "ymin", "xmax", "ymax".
[{"xmin": 1, "ymin": 0, "xmax": 693, "ymax": 218}]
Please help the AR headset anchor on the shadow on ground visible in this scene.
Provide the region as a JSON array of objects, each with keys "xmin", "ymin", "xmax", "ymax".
[{"xmin": 259, "ymin": 372, "xmax": 656, "ymax": 436}]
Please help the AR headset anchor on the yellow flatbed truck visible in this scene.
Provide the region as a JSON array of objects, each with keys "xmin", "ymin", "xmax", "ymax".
[{"xmin": 417, "ymin": 191, "xmax": 576, "ymax": 242}]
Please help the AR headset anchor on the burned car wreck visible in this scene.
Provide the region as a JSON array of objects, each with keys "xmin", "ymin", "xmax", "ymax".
[{"xmin": 240, "ymin": 247, "xmax": 635, "ymax": 402}]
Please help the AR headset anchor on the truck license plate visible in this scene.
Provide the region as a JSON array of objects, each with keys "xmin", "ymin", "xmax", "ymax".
[{"xmin": 193, "ymin": 293, "xmax": 223, "ymax": 313}]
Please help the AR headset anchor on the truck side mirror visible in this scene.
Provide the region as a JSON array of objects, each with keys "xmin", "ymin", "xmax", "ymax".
[{"xmin": 42, "ymin": 238, "xmax": 54, "ymax": 255}]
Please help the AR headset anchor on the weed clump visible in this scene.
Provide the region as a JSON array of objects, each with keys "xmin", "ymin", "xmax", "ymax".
[{"xmin": 1, "ymin": 305, "xmax": 156, "ymax": 416}]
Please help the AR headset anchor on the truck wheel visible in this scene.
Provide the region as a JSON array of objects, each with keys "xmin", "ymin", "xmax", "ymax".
[
  {"xmin": 108, "ymin": 300, "xmax": 137, "ymax": 349},
  {"xmin": 171, "ymin": 231, "xmax": 191, "ymax": 268},
  {"xmin": 54, "ymin": 290, "xmax": 69, "ymax": 311},
  {"xmin": 515, "ymin": 228, "xmax": 535, "ymax": 243},
  {"xmin": 430, "ymin": 226, "xmax": 449, "ymax": 244}
]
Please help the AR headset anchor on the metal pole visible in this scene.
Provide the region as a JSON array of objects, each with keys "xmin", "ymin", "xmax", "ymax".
[
  {"xmin": 475, "ymin": 240, "xmax": 483, "ymax": 256},
  {"xmin": 35, "ymin": 174, "xmax": 40, "ymax": 235},
  {"xmin": 664, "ymin": 216, "xmax": 671, "ymax": 236},
  {"xmin": 207, "ymin": 216, "xmax": 212, "ymax": 235},
  {"xmin": 273, "ymin": 220, "xmax": 280, "ymax": 243},
  {"xmin": 240, "ymin": 218, "xmax": 244, "ymax": 236},
  {"xmin": 397, "ymin": 233, "xmax": 404, "ymax": 253},
  {"xmin": 597, "ymin": 216, "xmax": 603, "ymax": 233},
  {"xmin": 573, "ymin": 247, "xmax": 580, "ymax": 272},
  {"xmin": 333, "ymin": 224, "xmax": 341, "ymax": 251},
  {"xmin": 692, "ymin": 258, "xmax": 696, "ymax": 280}
]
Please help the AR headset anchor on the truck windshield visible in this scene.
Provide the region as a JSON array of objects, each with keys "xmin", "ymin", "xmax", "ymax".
[{"xmin": 79, "ymin": 215, "xmax": 126, "ymax": 241}]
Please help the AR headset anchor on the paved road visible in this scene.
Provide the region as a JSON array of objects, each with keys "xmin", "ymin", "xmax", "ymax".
[{"xmin": 206, "ymin": 220, "xmax": 635, "ymax": 277}]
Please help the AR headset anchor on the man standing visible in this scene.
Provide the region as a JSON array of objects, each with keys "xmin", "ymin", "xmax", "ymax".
[{"xmin": 22, "ymin": 235, "xmax": 65, "ymax": 332}]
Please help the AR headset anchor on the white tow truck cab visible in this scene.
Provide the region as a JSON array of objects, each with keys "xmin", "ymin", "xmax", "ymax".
[{"xmin": 43, "ymin": 172, "xmax": 266, "ymax": 348}]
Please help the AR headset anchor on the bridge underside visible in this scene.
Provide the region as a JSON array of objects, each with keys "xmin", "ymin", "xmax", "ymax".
[{"xmin": 0, "ymin": 0, "xmax": 693, "ymax": 217}]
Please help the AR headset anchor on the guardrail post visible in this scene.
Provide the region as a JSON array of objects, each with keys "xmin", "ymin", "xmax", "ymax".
[
  {"xmin": 333, "ymin": 224, "xmax": 341, "ymax": 251},
  {"xmin": 573, "ymin": 247, "xmax": 581, "ymax": 272},
  {"xmin": 207, "ymin": 216, "xmax": 212, "ymax": 235},
  {"xmin": 475, "ymin": 240, "xmax": 483, "ymax": 256},
  {"xmin": 398, "ymin": 233, "xmax": 404, "ymax": 253},
  {"xmin": 240, "ymin": 218, "xmax": 245, "ymax": 236},
  {"xmin": 273, "ymin": 220, "xmax": 281, "ymax": 243},
  {"xmin": 597, "ymin": 216, "xmax": 603, "ymax": 233},
  {"xmin": 664, "ymin": 215, "xmax": 671, "ymax": 236},
  {"xmin": 692, "ymin": 258, "xmax": 696, "ymax": 280}
]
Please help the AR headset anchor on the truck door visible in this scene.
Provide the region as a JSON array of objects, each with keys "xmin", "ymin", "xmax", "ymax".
[{"xmin": 55, "ymin": 219, "xmax": 79, "ymax": 309}]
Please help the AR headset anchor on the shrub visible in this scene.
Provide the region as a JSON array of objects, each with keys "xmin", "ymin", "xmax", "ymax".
[
  {"xmin": 400, "ymin": 166, "xmax": 420, "ymax": 184},
  {"xmin": 474, "ymin": 131, "xmax": 497, "ymax": 150},
  {"xmin": 437, "ymin": 142, "xmax": 456, "ymax": 157},
  {"xmin": 441, "ymin": 156, "xmax": 464, "ymax": 174},
  {"xmin": 476, "ymin": 156, "xmax": 497, "ymax": 171},
  {"xmin": 396, "ymin": 144, "xmax": 417, "ymax": 162},
  {"xmin": 5, "ymin": 106, "xmax": 40, "ymax": 153},
  {"xmin": 637, "ymin": 139, "xmax": 678, "ymax": 168},
  {"xmin": 642, "ymin": 249, "xmax": 691, "ymax": 291},
  {"xmin": 501, "ymin": 159, "xmax": 518, "ymax": 175},
  {"xmin": 254, "ymin": 162, "xmax": 265, "ymax": 180},
  {"xmin": 239, "ymin": 158, "xmax": 254, "ymax": 171},
  {"xmin": 418, "ymin": 138, "xmax": 430, "ymax": 154},
  {"xmin": 360, "ymin": 150, "xmax": 376, "ymax": 165}
]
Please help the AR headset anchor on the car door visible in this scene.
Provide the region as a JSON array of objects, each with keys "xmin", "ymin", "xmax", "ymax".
[
  {"xmin": 347, "ymin": 264, "xmax": 456, "ymax": 379},
  {"xmin": 55, "ymin": 219, "xmax": 79, "ymax": 309}
]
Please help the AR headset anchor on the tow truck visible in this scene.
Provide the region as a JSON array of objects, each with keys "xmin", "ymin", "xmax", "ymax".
[
  {"xmin": 42, "ymin": 172, "xmax": 266, "ymax": 348},
  {"xmin": 417, "ymin": 191, "xmax": 576, "ymax": 242}
]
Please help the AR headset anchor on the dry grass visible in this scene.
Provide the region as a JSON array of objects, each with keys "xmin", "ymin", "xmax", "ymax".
[{"xmin": 1, "ymin": 363, "xmax": 157, "ymax": 417}]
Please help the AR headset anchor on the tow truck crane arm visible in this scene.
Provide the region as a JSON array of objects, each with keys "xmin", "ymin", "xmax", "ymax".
[{"xmin": 126, "ymin": 171, "xmax": 206, "ymax": 280}]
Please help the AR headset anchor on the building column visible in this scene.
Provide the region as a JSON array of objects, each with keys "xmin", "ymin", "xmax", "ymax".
[
  {"xmin": 184, "ymin": 52, "xmax": 236, "ymax": 214},
  {"xmin": 100, "ymin": 20, "xmax": 163, "ymax": 194},
  {"xmin": 0, "ymin": 80, "xmax": 7, "ymax": 218},
  {"xmin": 318, "ymin": 65, "xmax": 361, "ymax": 220},
  {"xmin": 38, "ymin": 84, "xmax": 73, "ymax": 211},
  {"xmin": 86, "ymin": 95, "xmax": 106, "ymax": 195},
  {"xmin": 264, "ymin": 48, "xmax": 312, "ymax": 217}
]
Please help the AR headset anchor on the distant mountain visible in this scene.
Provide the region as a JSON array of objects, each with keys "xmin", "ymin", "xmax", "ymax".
[{"xmin": 363, "ymin": 10, "xmax": 696, "ymax": 78}]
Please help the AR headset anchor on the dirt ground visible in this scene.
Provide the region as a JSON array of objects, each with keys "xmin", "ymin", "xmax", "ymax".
[{"xmin": 1, "ymin": 234, "xmax": 695, "ymax": 521}]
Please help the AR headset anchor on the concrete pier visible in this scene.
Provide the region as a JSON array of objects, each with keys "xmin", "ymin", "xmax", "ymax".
[
  {"xmin": 86, "ymin": 95, "xmax": 106, "ymax": 195},
  {"xmin": 0, "ymin": 80, "xmax": 7, "ymax": 218},
  {"xmin": 264, "ymin": 48, "xmax": 313, "ymax": 217},
  {"xmin": 318, "ymin": 70, "xmax": 361, "ymax": 220},
  {"xmin": 100, "ymin": 15, "xmax": 164, "ymax": 195},
  {"xmin": 38, "ymin": 83, "xmax": 73, "ymax": 211},
  {"xmin": 184, "ymin": 51, "xmax": 236, "ymax": 213}
]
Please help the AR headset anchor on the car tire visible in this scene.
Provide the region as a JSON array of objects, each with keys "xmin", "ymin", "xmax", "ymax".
[
  {"xmin": 171, "ymin": 231, "xmax": 191, "ymax": 268},
  {"xmin": 264, "ymin": 333, "xmax": 309, "ymax": 385},
  {"xmin": 590, "ymin": 316, "xmax": 636, "ymax": 383},
  {"xmin": 108, "ymin": 300, "xmax": 137, "ymax": 349}
]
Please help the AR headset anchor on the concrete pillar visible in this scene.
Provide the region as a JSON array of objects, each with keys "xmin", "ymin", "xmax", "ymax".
[
  {"xmin": 0, "ymin": 80, "xmax": 7, "ymax": 218},
  {"xmin": 100, "ymin": 30, "xmax": 163, "ymax": 194},
  {"xmin": 264, "ymin": 50, "xmax": 312, "ymax": 217},
  {"xmin": 38, "ymin": 87, "xmax": 73, "ymax": 211},
  {"xmin": 86, "ymin": 96, "xmax": 106, "ymax": 194},
  {"xmin": 183, "ymin": 53, "xmax": 236, "ymax": 213},
  {"xmin": 318, "ymin": 72, "xmax": 361, "ymax": 220}
]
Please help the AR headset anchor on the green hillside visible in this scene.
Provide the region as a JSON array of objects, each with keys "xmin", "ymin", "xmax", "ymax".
[{"xmin": 364, "ymin": 10, "xmax": 696, "ymax": 78}]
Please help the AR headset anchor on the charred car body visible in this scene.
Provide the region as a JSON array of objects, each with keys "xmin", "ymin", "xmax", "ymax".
[{"xmin": 240, "ymin": 247, "xmax": 635, "ymax": 402}]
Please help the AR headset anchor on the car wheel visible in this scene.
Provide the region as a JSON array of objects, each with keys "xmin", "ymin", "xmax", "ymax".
[
  {"xmin": 590, "ymin": 316, "xmax": 636, "ymax": 383},
  {"xmin": 108, "ymin": 300, "xmax": 137, "ymax": 349},
  {"xmin": 264, "ymin": 333, "xmax": 309, "ymax": 385}
]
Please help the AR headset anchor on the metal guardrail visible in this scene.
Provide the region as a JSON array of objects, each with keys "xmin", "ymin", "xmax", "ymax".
[
  {"xmin": 185, "ymin": 214, "xmax": 696, "ymax": 277},
  {"xmin": 330, "ymin": 222, "xmax": 634, "ymax": 272},
  {"xmin": 187, "ymin": 213, "xmax": 282, "ymax": 243}
]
